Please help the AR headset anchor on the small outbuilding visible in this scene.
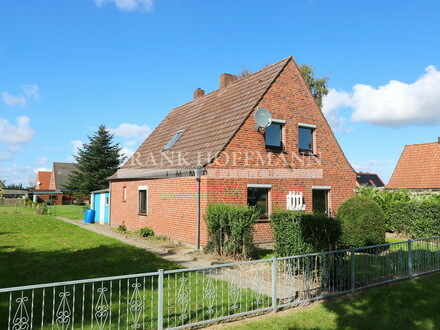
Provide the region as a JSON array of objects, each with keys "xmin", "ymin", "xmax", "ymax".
[{"xmin": 91, "ymin": 189, "xmax": 110, "ymax": 224}]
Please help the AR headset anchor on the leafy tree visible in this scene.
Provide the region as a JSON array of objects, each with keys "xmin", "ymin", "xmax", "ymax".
[
  {"xmin": 65, "ymin": 125, "xmax": 125, "ymax": 198},
  {"xmin": 298, "ymin": 64, "xmax": 329, "ymax": 108},
  {"xmin": 6, "ymin": 183, "xmax": 24, "ymax": 189}
]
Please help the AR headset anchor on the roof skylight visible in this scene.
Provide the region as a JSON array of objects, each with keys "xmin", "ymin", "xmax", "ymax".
[{"xmin": 164, "ymin": 130, "xmax": 184, "ymax": 150}]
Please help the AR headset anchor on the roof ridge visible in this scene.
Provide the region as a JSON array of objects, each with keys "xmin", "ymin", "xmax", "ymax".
[{"xmin": 406, "ymin": 141, "xmax": 439, "ymax": 147}]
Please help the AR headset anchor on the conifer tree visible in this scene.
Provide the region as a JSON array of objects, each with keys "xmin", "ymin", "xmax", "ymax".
[{"xmin": 65, "ymin": 125, "xmax": 125, "ymax": 198}]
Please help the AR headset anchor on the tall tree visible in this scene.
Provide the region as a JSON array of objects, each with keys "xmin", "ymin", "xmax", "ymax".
[
  {"xmin": 65, "ymin": 125, "xmax": 125, "ymax": 198},
  {"xmin": 298, "ymin": 64, "xmax": 329, "ymax": 108}
]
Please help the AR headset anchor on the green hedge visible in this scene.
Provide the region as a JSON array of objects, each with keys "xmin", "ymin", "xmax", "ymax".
[
  {"xmin": 270, "ymin": 210, "xmax": 341, "ymax": 257},
  {"xmin": 204, "ymin": 203, "xmax": 259, "ymax": 259},
  {"xmin": 337, "ymin": 196, "xmax": 385, "ymax": 248},
  {"xmin": 388, "ymin": 199, "xmax": 440, "ymax": 238}
]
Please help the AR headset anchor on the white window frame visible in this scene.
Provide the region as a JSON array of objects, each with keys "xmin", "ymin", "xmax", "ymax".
[
  {"xmin": 265, "ymin": 119, "xmax": 285, "ymax": 150},
  {"xmin": 138, "ymin": 185, "xmax": 148, "ymax": 215}
]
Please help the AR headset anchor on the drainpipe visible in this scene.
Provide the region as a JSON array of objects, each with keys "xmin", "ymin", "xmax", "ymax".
[
  {"xmin": 108, "ymin": 181, "xmax": 112, "ymax": 227},
  {"xmin": 195, "ymin": 169, "xmax": 203, "ymax": 250}
]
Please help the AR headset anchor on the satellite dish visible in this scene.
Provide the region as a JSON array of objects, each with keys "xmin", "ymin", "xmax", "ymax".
[{"xmin": 254, "ymin": 107, "xmax": 272, "ymax": 129}]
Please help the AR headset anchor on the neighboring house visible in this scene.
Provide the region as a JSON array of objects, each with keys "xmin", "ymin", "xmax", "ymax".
[
  {"xmin": 31, "ymin": 162, "xmax": 77, "ymax": 205},
  {"xmin": 387, "ymin": 138, "xmax": 440, "ymax": 192},
  {"xmin": 91, "ymin": 189, "xmax": 110, "ymax": 224},
  {"xmin": 356, "ymin": 172, "xmax": 385, "ymax": 188},
  {"xmin": 109, "ymin": 57, "xmax": 357, "ymax": 247}
]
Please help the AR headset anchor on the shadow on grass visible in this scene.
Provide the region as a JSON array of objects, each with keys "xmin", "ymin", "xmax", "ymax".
[
  {"xmin": 0, "ymin": 244, "xmax": 178, "ymax": 289},
  {"xmin": 321, "ymin": 272, "xmax": 440, "ymax": 330}
]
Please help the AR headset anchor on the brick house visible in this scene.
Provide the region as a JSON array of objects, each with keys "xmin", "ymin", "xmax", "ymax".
[
  {"xmin": 31, "ymin": 162, "xmax": 77, "ymax": 205},
  {"xmin": 356, "ymin": 172, "xmax": 385, "ymax": 188},
  {"xmin": 109, "ymin": 57, "xmax": 357, "ymax": 247},
  {"xmin": 387, "ymin": 138, "xmax": 440, "ymax": 192}
]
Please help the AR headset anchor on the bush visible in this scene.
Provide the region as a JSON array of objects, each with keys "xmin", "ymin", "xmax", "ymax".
[
  {"xmin": 270, "ymin": 210, "xmax": 341, "ymax": 257},
  {"xmin": 355, "ymin": 185, "xmax": 411, "ymax": 231},
  {"xmin": 388, "ymin": 199, "xmax": 440, "ymax": 238},
  {"xmin": 204, "ymin": 203, "xmax": 259, "ymax": 259},
  {"xmin": 337, "ymin": 196, "xmax": 385, "ymax": 248},
  {"xmin": 138, "ymin": 227, "xmax": 154, "ymax": 238}
]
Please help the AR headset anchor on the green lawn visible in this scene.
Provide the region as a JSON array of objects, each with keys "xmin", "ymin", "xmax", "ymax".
[
  {"xmin": 224, "ymin": 272, "xmax": 440, "ymax": 330},
  {"xmin": 0, "ymin": 211, "xmax": 264, "ymax": 328},
  {"xmin": 47, "ymin": 204, "xmax": 87, "ymax": 220}
]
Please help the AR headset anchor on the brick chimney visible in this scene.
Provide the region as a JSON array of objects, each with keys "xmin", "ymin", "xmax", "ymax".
[
  {"xmin": 219, "ymin": 73, "xmax": 237, "ymax": 89},
  {"xmin": 193, "ymin": 88, "xmax": 205, "ymax": 99}
]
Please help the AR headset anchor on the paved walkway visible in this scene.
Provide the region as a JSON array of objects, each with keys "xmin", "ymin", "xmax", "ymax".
[{"xmin": 56, "ymin": 217, "xmax": 228, "ymax": 269}]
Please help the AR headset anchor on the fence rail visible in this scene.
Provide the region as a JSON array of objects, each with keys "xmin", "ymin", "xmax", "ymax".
[{"xmin": 1, "ymin": 237, "xmax": 440, "ymax": 329}]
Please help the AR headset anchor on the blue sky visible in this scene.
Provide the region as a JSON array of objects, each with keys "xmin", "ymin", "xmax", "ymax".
[{"xmin": 1, "ymin": 0, "xmax": 439, "ymax": 185}]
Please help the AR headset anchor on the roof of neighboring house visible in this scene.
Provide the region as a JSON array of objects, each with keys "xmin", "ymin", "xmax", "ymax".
[
  {"xmin": 387, "ymin": 141, "xmax": 440, "ymax": 189},
  {"xmin": 36, "ymin": 171, "xmax": 51, "ymax": 190},
  {"xmin": 356, "ymin": 172, "xmax": 385, "ymax": 188},
  {"xmin": 53, "ymin": 162, "xmax": 77, "ymax": 190},
  {"xmin": 110, "ymin": 57, "xmax": 291, "ymax": 180}
]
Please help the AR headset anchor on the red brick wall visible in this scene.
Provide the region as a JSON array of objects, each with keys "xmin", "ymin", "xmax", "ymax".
[
  {"xmin": 110, "ymin": 177, "xmax": 209, "ymax": 246},
  {"xmin": 110, "ymin": 59, "xmax": 356, "ymax": 246}
]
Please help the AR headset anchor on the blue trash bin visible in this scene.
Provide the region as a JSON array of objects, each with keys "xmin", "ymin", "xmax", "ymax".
[{"xmin": 84, "ymin": 209, "xmax": 95, "ymax": 223}]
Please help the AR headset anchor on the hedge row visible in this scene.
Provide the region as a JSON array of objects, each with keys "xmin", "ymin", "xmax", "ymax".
[
  {"xmin": 270, "ymin": 210, "xmax": 341, "ymax": 257},
  {"xmin": 388, "ymin": 200, "xmax": 440, "ymax": 238},
  {"xmin": 204, "ymin": 203, "xmax": 259, "ymax": 259}
]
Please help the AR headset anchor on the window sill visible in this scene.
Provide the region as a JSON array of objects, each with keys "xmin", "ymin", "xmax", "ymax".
[
  {"xmin": 299, "ymin": 150, "xmax": 318, "ymax": 157},
  {"xmin": 138, "ymin": 213, "xmax": 148, "ymax": 216},
  {"xmin": 266, "ymin": 147, "xmax": 286, "ymax": 154}
]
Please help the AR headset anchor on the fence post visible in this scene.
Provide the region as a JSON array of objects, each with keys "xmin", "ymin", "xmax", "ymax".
[
  {"xmin": 158, "ymin": 269, "xmax": 164, "ymax": 330},
  {"xmin": 350, "ymin": 248, "xmax": 356, "ymax": 292},
  {"xmin": 407, "ymin": 240, "xmax": 413, "ymax": 278},
  {"xmin": 272, "ymin": 256, "xmax": 277, "ymax": 313}
]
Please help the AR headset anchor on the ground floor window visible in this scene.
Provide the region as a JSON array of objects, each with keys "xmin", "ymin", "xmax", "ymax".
[
  {"xmin": 247, "ymin": 185, "xmax": 270, "ymax": 219},
  {"xmin": 312, "ymin": 187, "xmax": 330, "ymax": 215},
  {"xmin": 138, "ymin": 186, "xmax": 148, "ymax": 215}
]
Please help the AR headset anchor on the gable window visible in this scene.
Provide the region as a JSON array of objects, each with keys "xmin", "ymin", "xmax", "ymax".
[
  {"xmin": 164, "ymin": 130, "xmax": 184, "ymax": 151},
  {"xmin": 138, "ymin": 186, "xmax": 148, "ymax": 215},
  {"xmin": 298, "ymin": 123, "xmax": 316, "ymax": 153},
  {"xmin": 265, "ymin": 119, "xmax": 285, "ymax": 151},
  {"xmin": 247, "ymin": 184, "xmax": 271, "ymax": 219}
]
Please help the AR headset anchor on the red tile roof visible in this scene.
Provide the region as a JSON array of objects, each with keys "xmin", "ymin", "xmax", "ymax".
[
  {"xmin": 111, "ymin": 57, "xmax": 291, "ymax": 180},
  {"xmin": 387, "ymin": 142, "xmax": 440, "ymax": 189}
]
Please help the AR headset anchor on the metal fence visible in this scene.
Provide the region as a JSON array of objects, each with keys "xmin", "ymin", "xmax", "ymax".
[{"xmin": 1, "ymin": 236, "xmax": 440, "ymax": 329}]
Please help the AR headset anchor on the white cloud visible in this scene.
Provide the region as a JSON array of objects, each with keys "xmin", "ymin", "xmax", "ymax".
[
  {"xmin": 0, "ymin": 164, "xmax": 36, "ymax": 186},
  {"xmin": 94, "ymin": 0, "xmax": 154, "ymax": 12},
  {"xmin": 120, "ymin": 146, "xmax": 135, "ymax": 159},
  {"xmin": 1, "ymin": 92, "xmax": 26, "ymax": 107},
  {"xmin": 22, "ymin": 84, "xmax": 39, "ymax": 99},
  {"xmin": 0, "ymin": 116, "xmax": 35, "ymax": 145},
  {"xmin": 8, "ymin": 145, "xmax": 23, "ymax": 152},
  {"xmin": 37, "ymin": 156, "xmax": 48, "ymax": 165},
  {"xmin": 0, "ymin": 151, "xmax": 12, "ymax": 161},
  {"xmin": 34, "ymin": 167, "xmax": 50, "ymax": 173},
  {"xmin": 322, "ymin": 89, "xmax": 352, "ymax": 130},
  {"xmin": 110, "ymin": 123, "xmax": 152, "ymax": 140},
  {"xmin": 324, "ymin": 65, "xmax": 440, "ymax": 127},
  {"xmin": 70, "ymin": 140, "xmax": 83, "ymax": 159}
]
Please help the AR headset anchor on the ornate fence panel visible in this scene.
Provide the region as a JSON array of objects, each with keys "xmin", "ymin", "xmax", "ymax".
[{"xmin": 1, "ymin": 237, "xmax": 440, "ymax": 329}]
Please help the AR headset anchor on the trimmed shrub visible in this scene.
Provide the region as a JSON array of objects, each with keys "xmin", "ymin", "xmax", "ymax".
[
  {"xmin": 388, "ymin": 199, "xmax": 440, "ymax": 238},
  {"xmin": 270, "ymin": 210, "xmax": 341, "ymax": 257},
  {"xmin": 138, "ymin": 227, "xmax": 155, "ymax": 238},
  {"xmin": 337, "ymin": 196, "xmax": 385, "ymax": 248},
  {"xmin": 204, "ymin": 203, "xmax": 259, "ymax": 259},
  {"xmin": 355, "ymin": 185, "xmax": 411, "ymax": 231}
]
